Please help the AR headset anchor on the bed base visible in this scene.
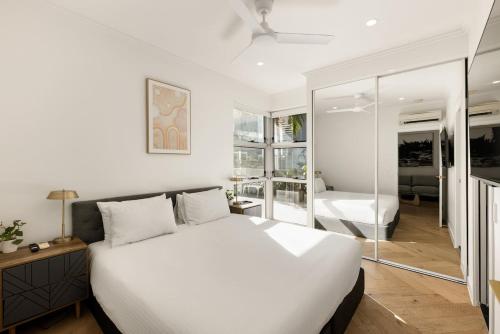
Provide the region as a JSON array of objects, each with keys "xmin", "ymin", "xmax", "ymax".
[
  {"xmin": 88, "ymin": 268, "xmax": 364, "ymax": 334},
  {"xmin": 315, "ymin": 210, "xmax": 400, "ymax": 240}
]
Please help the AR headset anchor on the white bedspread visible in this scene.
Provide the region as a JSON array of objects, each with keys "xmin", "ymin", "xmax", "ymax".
[
  {"xmin": 314, "ymin": 191, "xmax": 399, "ymax": 226},
  {"xmin": 89, "ymin": 214, "xmax": 362, "ymax": 334}
]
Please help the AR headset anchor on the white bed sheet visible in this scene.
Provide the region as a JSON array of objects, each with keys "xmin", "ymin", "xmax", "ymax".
[
  {"xmin": 314, "ymin": 190, "xmax": 399, "ymax": 226},
  {"xmin": 89, "ymin": 214, "xmax": 362, "ymax": 334}
]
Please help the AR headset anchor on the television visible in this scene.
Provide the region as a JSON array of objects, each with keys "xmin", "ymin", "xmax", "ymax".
[
  {"xmin": 470, "ymin": 125, "xmax": 500, "ymax": 183},
  {"xmin": 440, "ymin": 128, "xmax": 454, "ymax": 168},
  {"xmin": 467, "ymin": 0, "xmax": 500, "ymax": 184}
]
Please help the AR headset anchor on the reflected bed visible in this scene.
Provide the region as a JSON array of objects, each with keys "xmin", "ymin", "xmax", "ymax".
[{"xmin": 314, "ymin": 190, "xmax": 400, "ymax": 240}]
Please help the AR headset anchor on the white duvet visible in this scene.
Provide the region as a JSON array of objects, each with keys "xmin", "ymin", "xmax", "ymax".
[
  {"xmin": 314, "ymin": 190, "xmax": 399, "ymax": 226},
  {"xmin": 89, "ymin": 214, "xmax": 362, "ymax": 334}
]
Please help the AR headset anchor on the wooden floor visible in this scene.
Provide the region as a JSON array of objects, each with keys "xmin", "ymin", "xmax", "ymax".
[
  {"xmin": 16, "ymin": 260, "xmax": 486, "ymax": 334},
  {"xmin": 361, "ymin": 201, "xmax": 463, "ymax": 278},
  {"xmin": 346, "ymin": 260, "xmax": 487, "ymax": 334}
]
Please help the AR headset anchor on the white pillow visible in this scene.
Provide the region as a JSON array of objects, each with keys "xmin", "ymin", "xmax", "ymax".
[
  {"xmin": 96, "ymin": 201, "xmax": 116, "ymax": 240},
  {"xmin": 314, "ymin": 177, "xmax": 327, "ymax": 193},
  {"xmin": 182, "ymin": 189, "xmax": 230, "ymax": 225},
  {"xmin": 107, "ymin": 194, "xmax": 177, "ymax": 247}
]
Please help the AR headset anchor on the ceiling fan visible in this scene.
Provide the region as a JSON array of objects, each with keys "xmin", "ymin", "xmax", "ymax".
[
  {"xmin": 229, "ymin": 0, "xmax": 334, "ymax": 60},
  {"xmin": 325, "ymin": 102, "xmax": 375, "ymax": 114}
]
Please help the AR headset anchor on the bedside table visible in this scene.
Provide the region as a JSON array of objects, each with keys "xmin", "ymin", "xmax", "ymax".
[
  {"xmin": 229, "ymin": 202, "xmax": 262, "ymax": 217},
  {"xmin": 0, "ymin": 238, "xmax": 88, "ymax": 334}
]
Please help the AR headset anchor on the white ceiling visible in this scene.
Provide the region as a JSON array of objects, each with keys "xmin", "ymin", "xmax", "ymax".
[{"xmin": 49, "ymin": 0, "xmax": 468, "ymax": 94}]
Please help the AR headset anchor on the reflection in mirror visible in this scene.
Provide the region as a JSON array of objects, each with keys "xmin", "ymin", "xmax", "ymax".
[
  {"xmin": 378, "ymin": 60, "xmax": 465, "ymax": 279},
  {"xmin": 468, "ymin": 2, "xmax": 500, "ymax": 184},
  {"xmin": 313, "ymin": 78, "xmax": 376, "ymax": 259}
]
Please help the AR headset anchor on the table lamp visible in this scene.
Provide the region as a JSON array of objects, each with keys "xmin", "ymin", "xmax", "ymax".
[
  {"xmin": 47, "ymin": 189, "xmax": 79, "ymax": 243},
  {"xmin": 229, "ymin": 176, "xmax": 246, "ymax": 205}
]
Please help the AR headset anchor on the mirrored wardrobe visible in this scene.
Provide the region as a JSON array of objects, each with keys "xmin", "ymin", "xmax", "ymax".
[{"xmin": 313, "ymin": 60, "xmax": 467, "ymax": 281}]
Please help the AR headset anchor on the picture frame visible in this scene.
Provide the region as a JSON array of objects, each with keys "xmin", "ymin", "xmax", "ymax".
[{"xmin": 147, "ymin": 78, "xmax": 191, "ymax": 154}]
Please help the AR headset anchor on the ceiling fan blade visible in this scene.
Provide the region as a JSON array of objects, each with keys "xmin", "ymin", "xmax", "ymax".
[
  {"xmin": 231, "ymin": 40, "xmax": 254, "ymax": 63},
  {"xmin": 228, "ymin": 0, "xmax": 263, "ymax": 33},
  {"xmin": 326, "ymin": 108, "xmax": 356, "ymax": 113},
  {"xmin": 275, "ymin": 32, "xmax": 333, "ymax": 45}
]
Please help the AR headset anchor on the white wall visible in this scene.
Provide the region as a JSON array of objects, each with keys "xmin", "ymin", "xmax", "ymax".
[
  {"xmin": 0, "ymin": 0, "xmax": 270, "ymax": 244},
  {"xmin": 315, "ymin": 112, "xmax": 375, "ymax": 194}
]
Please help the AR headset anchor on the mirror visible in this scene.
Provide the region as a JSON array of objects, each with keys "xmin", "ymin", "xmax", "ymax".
[
  {"xmin": 378, "ymin": 60, "xmax": 466, "ymax": 279},
  {"xmin": 313, "ymin": 78, "xmax": 376, "ymax": 259}
]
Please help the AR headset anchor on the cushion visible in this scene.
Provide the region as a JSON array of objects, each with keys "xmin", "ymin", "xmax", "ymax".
[
  {"xmin": 314, "ymin": 177, "xmax": 327, "ymax": 193},
  {"xmin": 398, "ymin": 175, "xmax": 412, "ymax": 186},
  {"xmin": 412, "ymin": 185, "xmax": 439, "ymax": 196},
  {"xmin": 182, "ymin": 189, "xmax": 230, "ymax": 225},
  {"xmin": 107, "ymin": 194, "xmax": 177, "ymax": 247},
  {"xmin": 412, "ymin": 175, "xmax": 439, "ymax": 187},
  {"xmin": 398, "ymin": 185, "xmax": 413, "ymax": 195},
  {"xmin": 96, "ymin": 201, "xmax": 114, "ymax": 240}
]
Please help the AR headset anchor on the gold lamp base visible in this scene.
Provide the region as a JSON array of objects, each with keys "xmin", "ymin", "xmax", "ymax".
[{"xmin": 53, "ymin": 236, "xmax": 72, "ymax": 244}]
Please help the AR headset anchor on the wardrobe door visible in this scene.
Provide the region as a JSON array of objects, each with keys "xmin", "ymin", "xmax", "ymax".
[
  {"xmin": 377, "ymin": 60, "xmax": 466, "ymax": 280},
  {"xmin": 313, "ymin": 78, "xmax": 377, "ymax": 259}
]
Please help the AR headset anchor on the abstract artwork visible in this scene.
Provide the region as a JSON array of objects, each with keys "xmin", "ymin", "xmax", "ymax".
[
  {"xmin": 398, "ymin": 132, "xmax": 434, "ymax": 167},
  {"xmin": 147, "ymin": 79, "xmax": 190, "ymax": 154}
]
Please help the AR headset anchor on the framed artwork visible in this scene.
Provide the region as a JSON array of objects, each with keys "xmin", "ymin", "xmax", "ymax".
[
  {"xmin": 398, "ymin": 131, "xmax": 434, "ymax": 167},
  {"xmin": 147, "ymin": 78, "xmax": 191, "ymax": 154}
]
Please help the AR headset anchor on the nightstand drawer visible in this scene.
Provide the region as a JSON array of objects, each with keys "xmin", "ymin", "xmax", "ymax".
[
  {"xmin": 49, "ymin": 250, "xmax": 86, "ymax": 283},
  {"xmin": 3, "ymin": 259, "xmax": 49, "ymax": 298},
  {"xmin": 3, "ymin": 287, "xmax": 50, "ymax": 326},
  {"xmin": 50, "ymin": 274, "xmax": 87, "ymax": 309}
]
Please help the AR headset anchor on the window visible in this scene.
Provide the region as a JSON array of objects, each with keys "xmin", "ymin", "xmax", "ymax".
[
  {"xmin": 273, "ymin": 148, "xmax": 306, "ymax": 179},
  {"xmin": 233, "ymin": 147, "xmax": 265, "ymax": 177},
  {"xmin": 271, "ymin": 112, "xmax": 307, "ymax": 225},
  {"xmin": 273, "ymin": 114, "xmax": 306, "ymax": 143},
  {"xmin": 234, "ymin": 109, "xmax": 265, "ymax": 144},
  {"xmin": 233, "ymin": 108, "xmax": 267, "ymax": 217},
  {"xmin": 272, "ymin": 181, "xmax": 307, "ymax": 224}
]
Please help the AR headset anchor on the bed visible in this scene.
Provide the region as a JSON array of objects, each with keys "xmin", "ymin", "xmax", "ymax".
[
  {"xmin": 72, "ymin": 187, "xmax": 364, "ymax": 334},
  {"xmin": 314, "ymin": 190, "xmax": 400, "ymax": 240}
]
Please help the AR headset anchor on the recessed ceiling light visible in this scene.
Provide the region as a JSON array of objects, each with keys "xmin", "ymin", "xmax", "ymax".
[
  {"xmin": 399, "ymin": 97, "xmax": 406, "ymax": 101},
  {"xmin": 493, "ymin": 80, "xmax": 500, "ymax": 84},
  {"xmin": 332, "ymin": 106, "xmax": 338, "ymax": 110},
  {"xmin": 366, "ymin": 19, "xmax": 377, "ymax": 27},
  {"xmin": 256, "ymin": 61, "xmax": 264, "ymax": 66}
]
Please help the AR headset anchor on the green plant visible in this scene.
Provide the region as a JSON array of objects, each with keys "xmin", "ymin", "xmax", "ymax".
[
  {"xmin": 0, "ymin": 220, "xmax": 26, "ymax": 245},
  {"xmin": 225, "ymin": 190, "xmax": 235, "ymax": 201},
  {"xmin": 288, "ymin": 115, "xmax": 304, "ymax": 136}
]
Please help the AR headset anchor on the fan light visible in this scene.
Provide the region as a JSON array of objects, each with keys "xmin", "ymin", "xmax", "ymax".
[
  {"xmin": 366, "ymin": 19, "xmax": 377, "ymax": 27},
  {"xmin": 256, "ymin": 61, "xmax": 264, "ymax": 66}
]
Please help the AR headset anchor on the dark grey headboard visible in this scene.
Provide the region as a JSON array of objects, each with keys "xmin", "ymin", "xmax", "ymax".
[{"xmin": 71, "ymin": 186, "xmax": 222, "ymax": 244}]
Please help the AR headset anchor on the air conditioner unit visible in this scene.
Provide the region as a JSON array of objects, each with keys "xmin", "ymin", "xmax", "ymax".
[
  {"xmin": 399, "ymin": 110, "xmax": 442, "ymax": 126},
  {"xmin": 469, "ymin": 102, "xmax": 500, "ymax": 117}
]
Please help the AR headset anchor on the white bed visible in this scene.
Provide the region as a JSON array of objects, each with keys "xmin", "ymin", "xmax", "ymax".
[
  {"xmin": 89, "ymin": 214, "xmax": 362, "ymax": 334},
  {"xmin": 314, "ymin": 190, "xmax": 399, "ymax": 226}
]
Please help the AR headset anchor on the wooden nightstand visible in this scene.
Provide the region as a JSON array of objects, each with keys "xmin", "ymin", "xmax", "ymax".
[
  {"xmin": 0, "ymin": 238, "xmax": 88, "ymax": 334},
  {"xmin": 229, "ymin": 202, "xmax": 262, "ymax": 217}
]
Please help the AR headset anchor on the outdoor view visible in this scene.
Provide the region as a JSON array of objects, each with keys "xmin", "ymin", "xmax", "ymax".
[
  {"xmin": 233, "ymin": 109, "xmax": 308, "ymax": 225},
  {"xmin": 273, "ymin": 114, "xmax": 307, "ymax": 143},
  {"xmin": 273, "ymin": 148, "xmax": 306, "ymax": 179}
]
